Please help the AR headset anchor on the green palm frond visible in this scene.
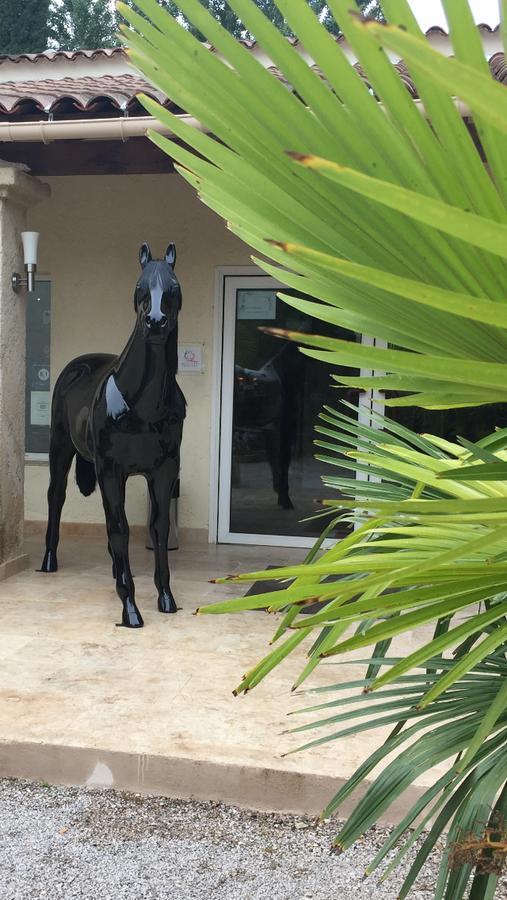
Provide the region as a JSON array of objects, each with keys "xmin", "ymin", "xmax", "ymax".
[
  {"xmin": 118, "ymin": 0, "xmax": 507, "ymax": 894},
  {"xmin": 206, "ymin": 406, "xmax": 507, "ymax": 896},
  {"xmin": 118, "ymin": 0, "xmax": 507, "ymax": 408},
  {"xmin": 288, "ymin": 657, "xmax": 507, "ymax": 900}
]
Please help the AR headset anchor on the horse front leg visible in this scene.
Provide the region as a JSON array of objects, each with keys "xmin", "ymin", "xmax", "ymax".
[
  {"xmin": 97, "ymin": 469, "xmax": 143, "ymax": 628},
  {"xmin": 147, "ymin": 466, "xmax": 178, "ymax": 614}
]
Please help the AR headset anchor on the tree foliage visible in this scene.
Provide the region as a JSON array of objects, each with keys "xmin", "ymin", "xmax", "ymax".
[
  {"xmin": 157, "ymin": 0, "xmax": 382, "ymax": 38},
  {"xmin": 0, "ymin": 0, "xmax": 50, "ymax": 54},
  {"xmin": 0, "ymin": 1, "xmax": 382, "ymax": 55},
  {"xmin": 48, "ymin": 0, "xmax": 117, "ymax": 50}
]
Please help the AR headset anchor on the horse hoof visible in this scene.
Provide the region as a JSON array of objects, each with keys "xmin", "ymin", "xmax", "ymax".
[
  {"xmin": 38, "ymin": 550, "xmax": 58, "ymax": 573},
  {"xmin": 158, "ymin": 591, "xmax": 178, "ymax": 614},
  {"xmin": 278, "ymin": 493, "xmax": 294, "ymax": 510},
  {"xmin": 121, "ymin": 603, "xmax": 144, "ymax": 628}
]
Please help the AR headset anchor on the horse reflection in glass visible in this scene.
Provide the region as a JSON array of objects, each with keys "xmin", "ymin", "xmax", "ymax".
[{"xmin": 39, "ymin": 242, "xmax": 185, "ymax": 628}]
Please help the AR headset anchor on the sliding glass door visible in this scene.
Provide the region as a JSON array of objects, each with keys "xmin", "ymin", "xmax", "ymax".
[{"xmin": 217, "ymin": 276, "xmax": 363, "ymax": 547}]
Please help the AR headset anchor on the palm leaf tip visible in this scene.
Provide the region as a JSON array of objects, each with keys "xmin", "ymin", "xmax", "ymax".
[
  {"xmin": 331, "ymin": 842, "xmax": 344, "ymax": 854},
  {"xmin": 257, "ymin": 326, "xmax": 293, "ymax": 339},
  {"xmin": 115, "ymin": 2, "xmax": 128, "ymax": 18}
]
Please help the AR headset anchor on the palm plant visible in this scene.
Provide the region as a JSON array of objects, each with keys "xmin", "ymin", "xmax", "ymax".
[{"xmin": 118, "ymin": 0, "xmax": 507, "ymax": 895}]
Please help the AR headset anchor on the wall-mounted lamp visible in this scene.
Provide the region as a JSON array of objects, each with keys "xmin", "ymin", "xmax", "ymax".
[{"xmin": 12, "ymin": 231, "xmax": 39, "ymax": 293}]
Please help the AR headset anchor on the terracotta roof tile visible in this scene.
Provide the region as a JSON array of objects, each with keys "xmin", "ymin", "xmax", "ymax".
[
  {"xmin": 425, "ymin": 22, "xmax": 499, "ymax": 37},
  {"xmin": 0, "ymin": 47, "xmax": 124, "ymax": 64},
  {"xmin": 275, "ymin": 52, "xmax": 505, "ymax": 104},
  {"xmin": 0, "ymin": 26, "xmax": 503, "ymax": 121},
  {"xmin": 350, "ymin": 53, "xmax": 506, "ymax": 101},
  {"xmin": 0, "ymin": 73, "xmax": 172, "ymax": 117},
  {"xmin": 489, "ymin": 51, "xmax": 507, "ymax": 84}
]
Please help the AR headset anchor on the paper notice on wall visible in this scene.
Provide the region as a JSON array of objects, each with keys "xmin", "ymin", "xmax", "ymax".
[
  {"xmin": 237, "ymin": 291, "xmax": 277, "ymax": 320},
  {"xmin": 30, "ymin": 391, "xmax": 50, "ymax": 426},
  {"xmin": 178, "ymin": 344, "xmax": 204, "ymax": 374}
]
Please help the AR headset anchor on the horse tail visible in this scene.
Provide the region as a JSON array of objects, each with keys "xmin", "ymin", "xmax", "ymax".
[{"xmin": 75, "ymin": 454, "xmax": 97, "ymax": 497}]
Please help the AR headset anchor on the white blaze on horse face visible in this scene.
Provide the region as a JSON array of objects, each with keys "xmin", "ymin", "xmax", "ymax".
[
  {"xmin": 148, "ymin": 271, "xmax": 165, "ymax": 323},
  {"xmin": 105, "ymin": 375, "xmax": 130, "ymax": 420}
]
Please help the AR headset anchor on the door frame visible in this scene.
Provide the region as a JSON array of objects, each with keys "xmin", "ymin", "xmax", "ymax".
[
  {"xmin": 209, "ymin": 268, "xmax": 381, "ymax": 547},
  {"xmin": 209, "ymin": 267, "xmax": 263, "ymax": 543}
]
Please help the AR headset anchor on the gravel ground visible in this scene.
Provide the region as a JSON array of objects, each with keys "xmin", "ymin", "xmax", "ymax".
[{"xmin": 0, "ymin": 778, "xmax": 505, "ymax": 900}]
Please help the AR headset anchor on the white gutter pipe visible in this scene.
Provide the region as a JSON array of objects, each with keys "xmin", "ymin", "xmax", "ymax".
[
  {"xmin": 0, "ymin": 99, "xmax": 471, "ymax": 144},
  {"xmin": 0, "ymin": 114, "xmax": 206, "ymax": 143}
]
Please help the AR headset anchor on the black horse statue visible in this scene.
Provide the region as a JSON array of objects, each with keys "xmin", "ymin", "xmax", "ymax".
[{"xmin": 39, "ymin": 242, "xmax": 185, "ymax": 628}]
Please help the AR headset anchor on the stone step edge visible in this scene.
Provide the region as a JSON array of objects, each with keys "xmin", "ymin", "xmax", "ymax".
[{"xmin": 0, "ymin": 739, "xmax": 424, "ymax": 824}]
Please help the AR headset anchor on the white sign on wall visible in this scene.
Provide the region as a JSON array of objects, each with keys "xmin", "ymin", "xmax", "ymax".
[
  {"xmin": 237, "ymin": 290, "xmax": 277, "ymax": 320},
  {"xmin": 178, "ymin": 343, "xmax": 204, "ymax": 374},
  {"xmin": 30, "ymin": 391, "xmax": 50, "ymax": 426}
]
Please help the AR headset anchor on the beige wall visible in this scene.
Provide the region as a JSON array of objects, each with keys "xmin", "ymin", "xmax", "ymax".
[{"xmin": 24, "ymin": 173, "xmax": 252, "ymax": 531}]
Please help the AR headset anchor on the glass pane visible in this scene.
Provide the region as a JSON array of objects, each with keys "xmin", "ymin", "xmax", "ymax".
[
  {"xmin": 386, "ymin": 398, "xmax": 507, "ymax": 443},
  {"xmin": 384, "ymin": 344, "xmax": 507, "ymax": 445},
  {"xmin": 25, "ymin": 281, "xmax": 51, "ymax": 454},
  {"xmin": 229, "ymin": 288, "xmax": 357, "ymax": 539}
]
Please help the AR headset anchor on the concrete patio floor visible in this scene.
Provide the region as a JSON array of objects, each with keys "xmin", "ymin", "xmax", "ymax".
[{"xmin": 0, "ymin": 531, "xmax": 443, "ymax": 822}]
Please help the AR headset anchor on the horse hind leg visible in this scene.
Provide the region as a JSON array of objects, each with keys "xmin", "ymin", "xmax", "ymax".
[{"xmin": 39, "ymin": 426, "xmax": 76, "ymax": 573}]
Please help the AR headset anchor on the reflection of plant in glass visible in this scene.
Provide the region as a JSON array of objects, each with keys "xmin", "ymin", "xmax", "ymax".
[{"xmin": 119, "ymin": 0, "xmax": 507, "ymax": 895}]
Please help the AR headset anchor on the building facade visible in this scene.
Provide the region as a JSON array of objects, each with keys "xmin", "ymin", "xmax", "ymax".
[{"xmin": 0, "ymin": 26, "xmax": 504, "ymax": 578}]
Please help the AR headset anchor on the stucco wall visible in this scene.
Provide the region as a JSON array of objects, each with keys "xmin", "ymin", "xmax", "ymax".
[{"xmin": 24, "ymin": 173, "xmax": 252, "ymax": 531}]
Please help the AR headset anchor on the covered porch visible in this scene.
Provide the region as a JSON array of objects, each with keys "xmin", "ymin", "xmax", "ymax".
[{"xmin": 0, "ymin": 33, "xmax": 499, "ymax": 825}]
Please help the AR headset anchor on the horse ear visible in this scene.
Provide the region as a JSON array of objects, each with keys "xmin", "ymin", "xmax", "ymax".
[
  {"xmin": 165, "ymin": 243, "xmax": 176, "ymax": 268},
  {"xmin": 139, "ymin": 243, "xmax": 152, "ymax": 269}
]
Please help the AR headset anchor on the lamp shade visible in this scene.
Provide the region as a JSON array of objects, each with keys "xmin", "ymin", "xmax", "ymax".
[{"xmin": 21, "ymin": 231, "xmax": 39, "ymax": 266}]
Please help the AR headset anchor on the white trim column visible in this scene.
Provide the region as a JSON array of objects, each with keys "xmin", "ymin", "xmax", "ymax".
[{"xmin": 0, "ymin": 162, "xmax": 50, "ymax": 579}]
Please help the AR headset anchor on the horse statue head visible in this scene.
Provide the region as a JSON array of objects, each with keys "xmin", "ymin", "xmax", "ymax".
[{"xmin": 134, "ymin": 242, "xmax": 182, "ymax": 342}]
